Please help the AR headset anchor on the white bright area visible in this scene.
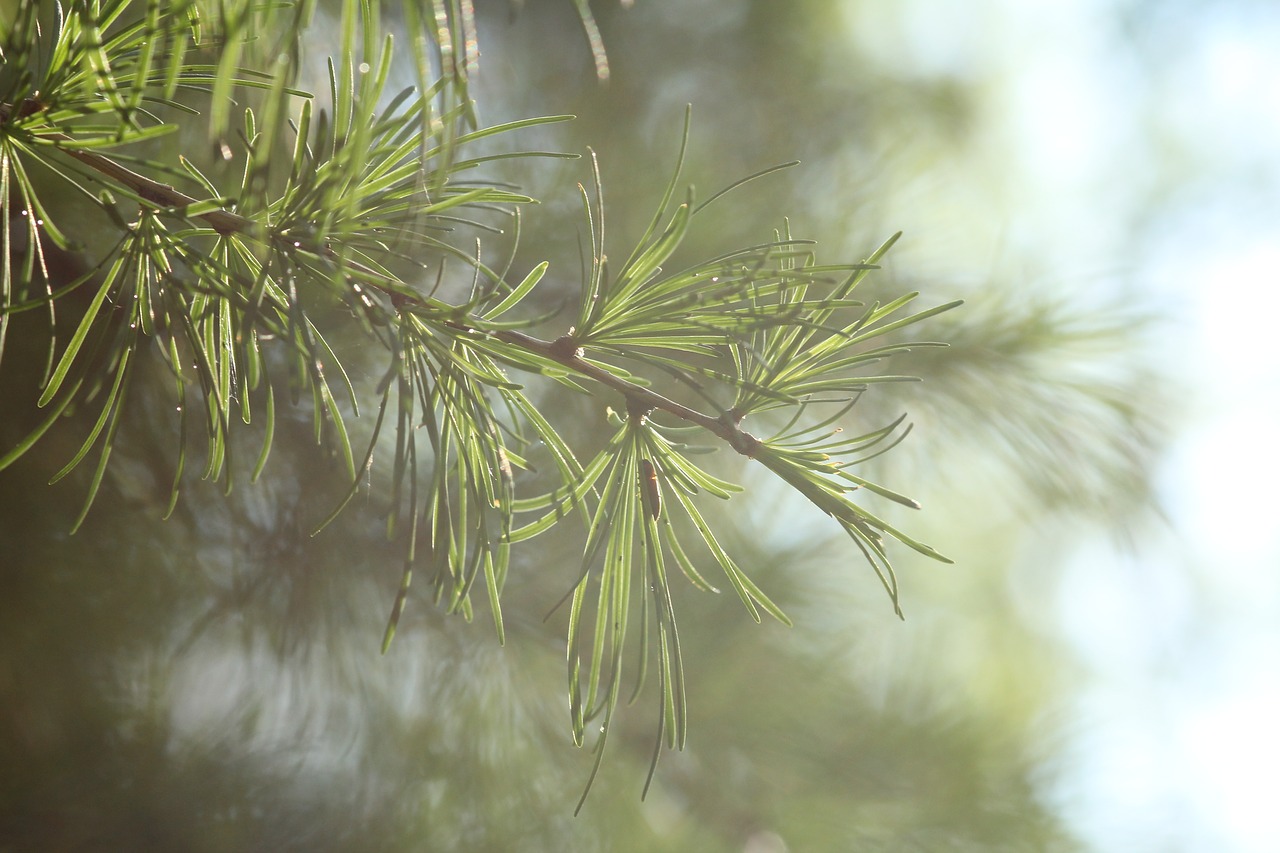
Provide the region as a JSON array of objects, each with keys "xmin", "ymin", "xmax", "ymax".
[{"xmin": 846, "ymin": 1, "xmax": 1280, "ymax": 851}]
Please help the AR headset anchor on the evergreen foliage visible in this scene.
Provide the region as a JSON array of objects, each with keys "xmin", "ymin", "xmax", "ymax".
[{"xmin": 0, "ymin": 0, "xmax": 960, "ymax": 803}]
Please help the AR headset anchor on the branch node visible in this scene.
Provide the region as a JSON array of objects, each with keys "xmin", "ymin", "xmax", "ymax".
[
  {"xmin": 729, "ymin": 429, "xmax": 761, "ymax": 458},
  {"xmin": 626, "ymin": 396, "xmax": 654, "ymax": 424},
  {"xmin": 13, "ymin": 97, "xmax": 48, "ymax": 121},
  {"xmin": 549, "ymin": 333, "xmax": 584, "ymax": 360}
]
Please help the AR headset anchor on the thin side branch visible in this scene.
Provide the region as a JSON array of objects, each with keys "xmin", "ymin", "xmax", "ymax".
[{"xmin": 494, "ymin": 327, "xmax": 761, "ymax": 453}]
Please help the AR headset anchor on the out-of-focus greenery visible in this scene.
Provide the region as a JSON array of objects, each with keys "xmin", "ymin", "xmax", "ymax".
[{"xmin": 0, "ymin": 1, "xmax": 1167, "ymax": 850}]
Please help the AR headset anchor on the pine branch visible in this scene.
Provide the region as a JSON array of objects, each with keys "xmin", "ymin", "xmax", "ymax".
[
  {"xmin": 0, "ymin": 100, "xmax": 251, "ymax": 236},
  {"xmin": 1, "ymin": 97, "xmax": 767, "ymax": 457},
  {"xmin": 0, "ymin": 0, "xmax": 962, "ymax": 809}
]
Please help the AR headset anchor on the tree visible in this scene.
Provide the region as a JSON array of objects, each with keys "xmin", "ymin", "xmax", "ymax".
[{"xmin": 2, "ymin": 2, "xmax": 1144, "ymax": 849}]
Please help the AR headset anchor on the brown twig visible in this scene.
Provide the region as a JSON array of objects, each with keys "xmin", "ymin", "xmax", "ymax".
[{"xmin": 493, "ymin": 327, "xmax": 761, "ymax": 455}]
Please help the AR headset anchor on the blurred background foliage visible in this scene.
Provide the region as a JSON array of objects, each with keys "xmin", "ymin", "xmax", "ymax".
[{"xmin": 8, "ymin": 0, "xmax": 1271, "ymax": 850}]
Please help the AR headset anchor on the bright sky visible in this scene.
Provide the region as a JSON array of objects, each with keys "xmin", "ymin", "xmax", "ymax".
[
  {"xmin": 1009, "ymin": 8, "xmax": 1280, "ymax": 852},
  {"xmin": 849, "ymin": 1, "xmax": 1280, "ymax": 850}
]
